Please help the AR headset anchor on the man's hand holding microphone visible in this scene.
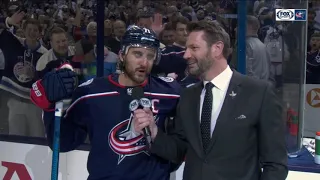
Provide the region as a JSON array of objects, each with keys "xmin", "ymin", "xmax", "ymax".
[
  {"xmin": 133, "ymin": 107, "xmax": 158, "ymax": 141},
  {"xmin": 130, "ymin": 87, "xmax": 159, "ymax": 147}
]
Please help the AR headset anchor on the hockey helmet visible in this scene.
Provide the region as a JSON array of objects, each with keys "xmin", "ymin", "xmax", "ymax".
[{"xmin": 120, "ymin": 25, "xmax": 161, "ymax": 63}]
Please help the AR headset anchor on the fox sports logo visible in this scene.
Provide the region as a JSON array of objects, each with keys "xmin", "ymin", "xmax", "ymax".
[{"xmin": 276, "ymin": 9, "xmax": 294, "ymax": 20}]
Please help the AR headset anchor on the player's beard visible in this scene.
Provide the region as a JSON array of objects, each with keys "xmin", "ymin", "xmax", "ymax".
[
  {"xmin": 188, "ymin": 51, "xmax": 213, "ymax": 79},
  {"xmin": 123, "ymin": 58, "xmax": 151, "ymax": 85}
]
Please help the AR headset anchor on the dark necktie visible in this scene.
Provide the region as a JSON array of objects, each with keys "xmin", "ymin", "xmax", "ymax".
[{"xmin": 200, "ymin": 82, "xmax": 214, "ymax": 151}]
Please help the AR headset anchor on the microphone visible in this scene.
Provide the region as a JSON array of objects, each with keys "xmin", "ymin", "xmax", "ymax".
[{"xmin": 130, "ymin": 87, "xmax": 152, "ymax": 149}]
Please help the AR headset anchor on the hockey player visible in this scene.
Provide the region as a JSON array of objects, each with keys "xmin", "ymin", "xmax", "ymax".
[
  {"xmin": 152, "ymin": 16, "xmax": 200, "ymax": 87},
  {"xmin": 152, "ymin": 16, "xmax": 188, "ymax": 81},
  {"xmin": 30, "ymin": 26, "xmax": 181, "ymax": 180}
]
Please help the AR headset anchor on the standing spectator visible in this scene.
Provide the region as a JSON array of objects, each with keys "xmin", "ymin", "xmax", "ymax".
[{"xmin": 0, "ymin": 11, "xmax": 48, "ymax": 137}]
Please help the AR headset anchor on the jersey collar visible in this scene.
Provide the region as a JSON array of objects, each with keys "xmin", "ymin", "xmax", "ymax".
[{"xmin": 108, "ymin": 73, "xmax": 148, "ymax": 88}]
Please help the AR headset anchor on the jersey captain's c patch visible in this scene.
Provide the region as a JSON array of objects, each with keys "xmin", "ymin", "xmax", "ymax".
[{"xmin": 158, "ymin": 76, "xmax": 174, "ymax": 82}]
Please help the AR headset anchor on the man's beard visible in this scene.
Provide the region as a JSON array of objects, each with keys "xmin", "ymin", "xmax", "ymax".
[
  {"xmin": 189, "ymin": 52, "xmax": 213, "ymax": 79},
  {"xmin": 123, "ymin": 59, "xmax": 149, "ymax": 85}
]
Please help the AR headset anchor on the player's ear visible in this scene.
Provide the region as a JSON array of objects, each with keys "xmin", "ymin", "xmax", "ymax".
[{"xmin": 118, "ymin": 52, "xmax": 124, "ymax": 62}]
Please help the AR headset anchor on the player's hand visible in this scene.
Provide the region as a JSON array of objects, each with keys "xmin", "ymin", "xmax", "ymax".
[
  {"xmin": 41, "ymin": 69, "xmax": 77, "ymax": 102},
  {"xmin": 133, "ymin": 108, "xmax": 158, "ymax": 140}
]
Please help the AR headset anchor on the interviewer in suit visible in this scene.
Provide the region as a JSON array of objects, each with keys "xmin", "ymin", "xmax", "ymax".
[{"xmin": 133, "ymin": 20, "xmax": 288, "ymax": 180}]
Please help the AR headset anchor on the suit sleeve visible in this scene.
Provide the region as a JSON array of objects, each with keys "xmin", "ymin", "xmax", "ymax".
[
  {"xmin": 42, "ymin": 87, "xmax": 88, "ymax": 152},
  {"xmin": 151, "ymin": 95, "xmax": 188, "ymax": 164},
  {"xmin": 259, "ymin": 84, "xmax": 288, "ymax": 180}
]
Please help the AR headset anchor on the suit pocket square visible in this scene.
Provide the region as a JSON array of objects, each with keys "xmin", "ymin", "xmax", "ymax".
[{"xmin": 235, "ymin": 115, "xmax": 246, "ymax": 120}]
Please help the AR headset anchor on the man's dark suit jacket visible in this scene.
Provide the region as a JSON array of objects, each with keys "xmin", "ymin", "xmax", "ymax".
[{"xmin": 151, "ymin": 71, "xmax": 288, "ymax": 180}]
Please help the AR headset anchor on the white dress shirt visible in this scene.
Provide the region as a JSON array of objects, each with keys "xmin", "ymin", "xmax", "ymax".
[{"xmin": 200, "ymin": 66, "xmax": 233, "ymax": 137}]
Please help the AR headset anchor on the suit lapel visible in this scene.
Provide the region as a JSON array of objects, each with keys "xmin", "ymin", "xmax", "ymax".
[
  {"xmin": 187, "ymin": 83, "xmax": 205, "ymax": 157},
  {"xmin": 205, "ymin": 71, "xmax": 243, "ymax": 154}
]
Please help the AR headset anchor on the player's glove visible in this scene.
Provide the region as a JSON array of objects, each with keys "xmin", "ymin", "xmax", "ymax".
[
  {"xmin": 30, "ymin": 69, "xmax": 77, "ymax": 110},
  {"xmin": 42, "ymin": 68, "xmax": 77, "ymax": 102}
]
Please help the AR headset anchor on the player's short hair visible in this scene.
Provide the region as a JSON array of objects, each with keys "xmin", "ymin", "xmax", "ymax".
[{"xmin": 187, "ymin": 20, "xmax": 230, "ymax": 58}]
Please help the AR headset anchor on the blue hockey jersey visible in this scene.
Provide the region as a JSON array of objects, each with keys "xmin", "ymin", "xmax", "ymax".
[
  {"xmin": 42, "ymin": 73, "xmax": 181, "ymax": 180},
  {"xmin": 0, "ymin": 29, "xmax": 47, "ymax": 99},
  {"xmin": 152, "ymin": 45, "xmax": 200, "ymax": 88},
  {"xmin": 153, "ymin": 45, "xmax": 187, "ymax": 82}
]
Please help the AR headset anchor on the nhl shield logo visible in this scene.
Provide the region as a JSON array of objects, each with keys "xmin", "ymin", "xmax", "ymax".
[
  {"xmin": 25, "ymin": 49, "xmax": 32, "ymax": 57},
  {"xmin": 127, "ymin": 88, "xmax": 132, "ymax": 95}
]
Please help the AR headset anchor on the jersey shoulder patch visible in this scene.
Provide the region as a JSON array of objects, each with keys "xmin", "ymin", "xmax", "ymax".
[
  {"xmin": 78, "ymin": 78, "xmax": 94, "ymax": 87},
  {"xmin": 158, "ymin": 76, "xmax": 174, "ymax": 82}
]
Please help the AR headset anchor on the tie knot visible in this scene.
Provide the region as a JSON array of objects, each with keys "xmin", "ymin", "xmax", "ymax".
[{"xmin": 205, "ymin": 82, "xmax": 214, "ymax": 91}]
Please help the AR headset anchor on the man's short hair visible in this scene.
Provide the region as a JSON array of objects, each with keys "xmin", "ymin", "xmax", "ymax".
[
  {"xmin": 311, "ymin": 32, "xmax": 320, "ymax": 38},
  {"xmin": 136, "ymin": 11, "xmax": 153, "ymax": 22},
  {"xmin": 49, "ymin": 27, "xmax": 66, "ymax": 40},
  {"xmin": 246, "ymin": 15, "xmax": 260, "ymax": 32},
  {"xmin": 87, "ymin": 22, "xmax": 97, "ymax": 36},
  {"xmin": 187, "ymin": 20, "xmax": 230, "ymax": 58},
  {"xmin": 23, "ymin": 18, "xmax": 42, "ymax": 32},
  {"xmin": 163, "ymin": 22, "xmax": 174, "ymax": 31},
  {"xmin": 171, "ymin": 16, "xmax": 189, "ymax": 30}
]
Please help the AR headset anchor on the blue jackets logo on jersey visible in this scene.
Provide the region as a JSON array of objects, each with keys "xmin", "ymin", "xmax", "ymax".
[
  {"xmin": 14, "ymin": 57, "xmax": 35, "ymax": 83},
  {"xmin": 109, "ymin": 114, "xmax": 148, "ymax": 164},
  {"xmin": 108, "ymin": 114, "xmax": 159, "ymax": 164}
]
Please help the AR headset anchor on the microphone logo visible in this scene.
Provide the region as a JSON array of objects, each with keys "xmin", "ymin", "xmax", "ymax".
[
  {"xmin": 140, "ymin": 98, "xmax": 151, "ymax": 108},
  {"xmin": 129, "ymin": 99, "xmax": 139, "ymax": 111},
  {"xmin": 129, "ymin": 98, "xmax": 151, "ymax": 111}
]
